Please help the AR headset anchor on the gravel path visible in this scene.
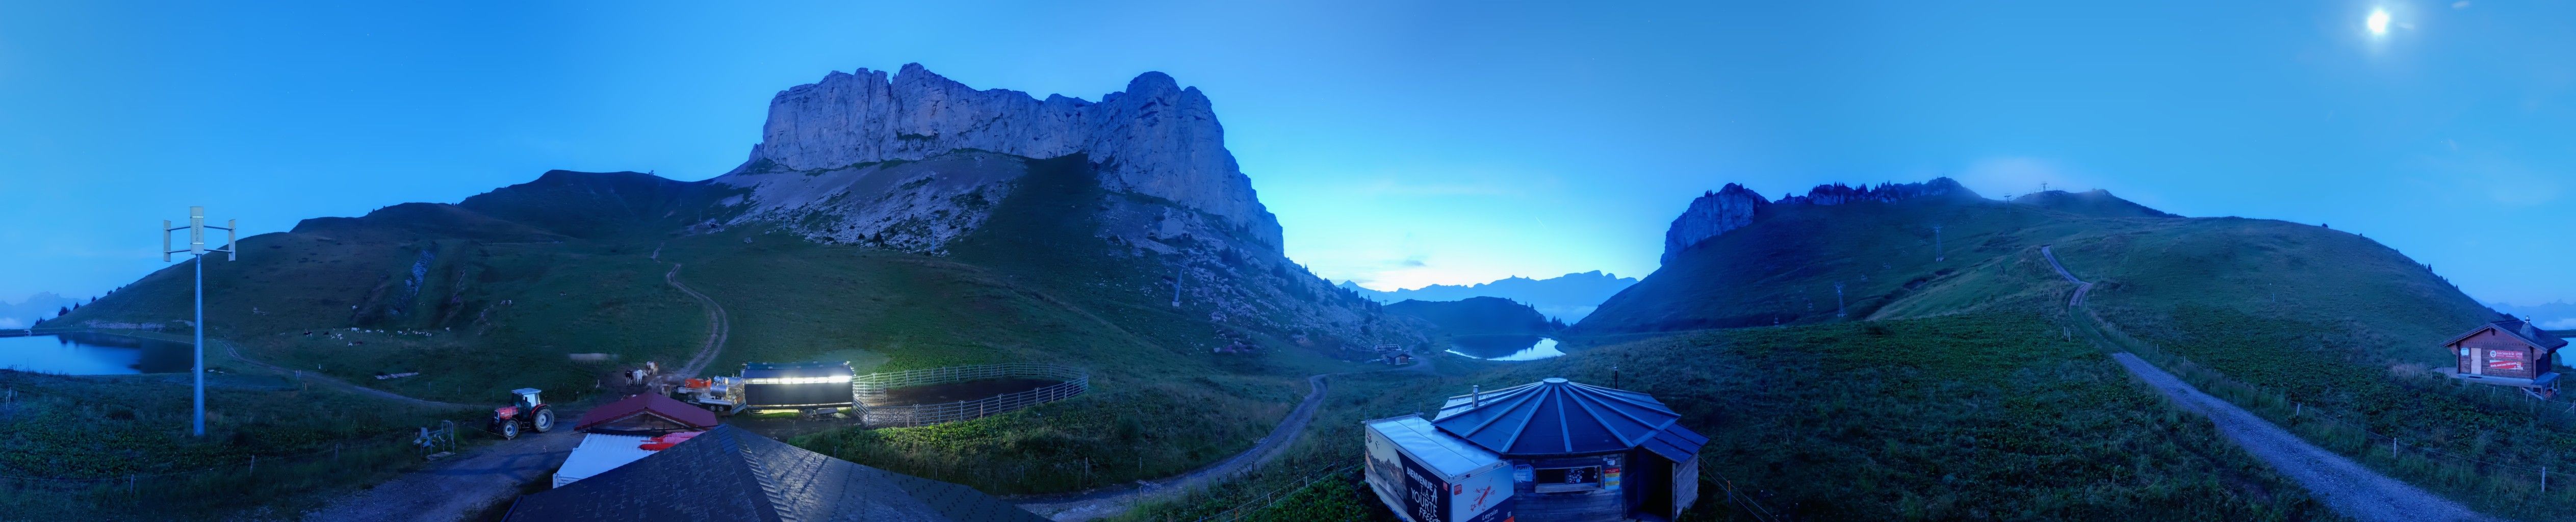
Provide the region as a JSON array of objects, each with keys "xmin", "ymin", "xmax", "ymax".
[
  {"xmin": 664, "ymin": 263, "xmax": 731, "ymax": 378},
  {"xmin": 1016, "ymin": 370, "xmax": 1356, "ymax": 521},
  {"xmin": 2038, "ymin": 245, "xmax": 2094, "ymax": 307},
  {"xmin": 2109, "ymin": 353, "xmax": 2496, "ymax": 522},
  {"xmin": 2047, "ymin": 244, "xmax": 2497, "ymax": 522},
  {"xmin": 299, "ymin": 419, "xmax": 585, "ymax": 522}
]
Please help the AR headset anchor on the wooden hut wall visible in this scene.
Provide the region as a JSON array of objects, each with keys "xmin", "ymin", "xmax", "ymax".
[{"xmin": 1672, "ymin": 454, "xmax": 1701, "ymax": 519}]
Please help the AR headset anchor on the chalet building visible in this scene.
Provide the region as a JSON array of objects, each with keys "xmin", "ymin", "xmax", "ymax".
[
  {"xmin": 2446, "ymin": 317, "xmax": 2570, "ymax": 398},
  {"xmin": 1366, "ymin": 377, "xmax": 1709, "ymax": 522},
  {"xmin": 572, "ymin": 394, "xmax": 720, "ymax": 435},
  {"xmin": 550, "ymin": 394, "xmax": 726, "ymax": 488}
]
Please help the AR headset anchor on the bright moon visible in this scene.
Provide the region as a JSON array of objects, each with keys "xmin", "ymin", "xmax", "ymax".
[{"xmin": 2367, "ymin": 8, "xmax": 2391, "ymax": 35}]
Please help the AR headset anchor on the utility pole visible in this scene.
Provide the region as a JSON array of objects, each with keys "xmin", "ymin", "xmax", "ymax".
[
  {"xmin": 1171, "ymin": 268, "xmax": 1183, "ymax": 308},
  {"xmin": 1834, "ymin": 283, "xmax": 1846, "ymax": 318},
  {"xmin": 1931, "ymin": 224, "xmax": 1945, "ymax": 262},
  {"xmin": 163, "ymin": 206, "xmax": 237, "ymax": 437}
]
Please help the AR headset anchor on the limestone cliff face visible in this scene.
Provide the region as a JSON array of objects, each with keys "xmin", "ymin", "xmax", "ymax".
[
  {"xmin": 1661, "ymin": 177, "xmax": 1979, "ymax": 264},
  {"xmin": 745, "ymin": 63, "xmax": 1282, "ymax": 247},
  {"xmin": 1662, "ymin": 184, "xmax": 1769, "ymax": 265}
]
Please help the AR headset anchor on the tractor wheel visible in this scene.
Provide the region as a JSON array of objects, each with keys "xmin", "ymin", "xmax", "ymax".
[
  {"xmin": 530, "ymin": 407, "xmax": 556, "ymax": 433},
  {"xmin": 499, "ymin": 420, "xmax": 520, "ymax": 440}
]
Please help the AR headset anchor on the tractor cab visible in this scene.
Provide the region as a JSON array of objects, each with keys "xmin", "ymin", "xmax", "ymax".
[
  {"xmin": 490, "ymin": 387, "xmax": 556, "ymax": 439},
  {"xmin": 511, "ymin": 388, "xmax": 546, "ymax": 410}
]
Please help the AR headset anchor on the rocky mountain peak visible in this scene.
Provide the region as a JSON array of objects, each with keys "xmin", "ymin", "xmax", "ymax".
[
  {"xmin": 1662, "ymin": 177, "xmax": 1980, "ymax": 264},
  {"xmin": 740, "ymin": 63, "xmax": 1281, "ymax": 247},
  {"xmin": 1663, "ymin": 183, "xmax": 1770, "ymax": 265}
]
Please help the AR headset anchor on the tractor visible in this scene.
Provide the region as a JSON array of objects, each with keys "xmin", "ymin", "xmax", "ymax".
[{"xmin": 488, "ymin": 387, "xmax": 556, "ymax": 439}]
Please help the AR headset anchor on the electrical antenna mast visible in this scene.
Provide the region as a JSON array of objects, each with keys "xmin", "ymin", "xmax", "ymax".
[
  {"xmin": 162, "ymin": 206, "xmax": 237, "ymax": 437},
  {"xmin": 1834, "ymin": 282, "xmax": 1846, "ymax": 318}
]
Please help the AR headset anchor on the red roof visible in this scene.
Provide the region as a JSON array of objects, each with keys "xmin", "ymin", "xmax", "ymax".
[{"xmin": 575, "ymin": 394, "xmax": 720, "ymax": 433}]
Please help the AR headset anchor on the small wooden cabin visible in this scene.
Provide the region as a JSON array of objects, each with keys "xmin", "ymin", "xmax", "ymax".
[
  {"xmin": 1421, "ymin": 378, "xmax": 1710, "ymax": 522},
  {"xmin": 2445, "ymin": 317, "xmax": 2570, "ymax": 398}
]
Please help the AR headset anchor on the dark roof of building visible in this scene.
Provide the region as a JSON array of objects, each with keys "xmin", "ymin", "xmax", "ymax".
[
  {"xmin": 743, "ymin": 360, "xmax": 855, "ymax": 379},
  {"xmin": 503, "ymin": 425, "xmax": 1045, "ymax": 522},
  {"xmin": 2445, "ymin": 318, "xmax": 2570, "ymax": 350},
  {"xmin": 1431, "ymin": 378, "xmax": 1709, "ymax": 462},
  {"xmin": 573, "ymin": 394, "xmax": 720, "ymax": 433}
]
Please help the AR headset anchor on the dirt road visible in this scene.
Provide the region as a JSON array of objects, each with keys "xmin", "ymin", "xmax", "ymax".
[
  {"xmin": 2045, "ymin": 245, "xmax": 2497, "ymax": 522},
  {"xmin": 2038, "ymin": 245, "xmax": 2094, "ymax": 307},
  {"xmin": 1016, "ymin": 371, "xmax": 1348, "ymax": 521},
  {"xmin": 664, "ymin": 263, "xmax": 731, "ymax": 378}
]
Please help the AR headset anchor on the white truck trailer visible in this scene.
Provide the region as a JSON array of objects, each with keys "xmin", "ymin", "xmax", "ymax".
[{"xmin": 1364, "ymin": 415, "xmax": 1516, "ymax": 522}]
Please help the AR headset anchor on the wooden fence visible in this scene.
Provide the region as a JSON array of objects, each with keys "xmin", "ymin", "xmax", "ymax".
[{"xmin": 855, "ymin": 363, "xmax": 1088, "ymax": 428}]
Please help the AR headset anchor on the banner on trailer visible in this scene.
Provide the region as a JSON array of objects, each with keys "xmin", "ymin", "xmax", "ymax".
[{"xmin": 1400, "ymin": 456, "xmax": 1450, "ymax": 522}]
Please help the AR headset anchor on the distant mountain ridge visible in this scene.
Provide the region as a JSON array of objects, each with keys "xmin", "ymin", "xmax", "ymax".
[
  {"xmin": 1338, "ymin": 271, "xmax": 1636, "ymax": 322},
  {"xmin": 1, "ymin": 292, "xmax": 75, "ymax": 328},
  {"xmin": 1384, "ymin": 297, "xmax": 1558, "ymax": 337},
  {"xmin": 2491, "ymin": 300, "xmax": 2576, "ymax": 330}
]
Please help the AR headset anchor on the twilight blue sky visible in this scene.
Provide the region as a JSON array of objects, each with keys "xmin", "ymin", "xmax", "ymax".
[{"xmin": 2, "ymin": 1, "xmax": 2570, "ymax": 311}]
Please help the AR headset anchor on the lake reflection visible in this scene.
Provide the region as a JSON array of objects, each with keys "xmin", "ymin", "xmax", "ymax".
[
  {"xmin": 1445, "ymin": 335, "xmax": 1565, "ymax": 361},
  {"xmin": 0, "ymin": 332, "xmax": 195, "ymax": 375}
]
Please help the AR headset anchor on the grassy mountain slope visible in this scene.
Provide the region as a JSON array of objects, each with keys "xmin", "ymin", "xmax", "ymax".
[
  {"xmin": 58, "ymin": 152, "xmax": 1418, "ymax": 497},
  {"xmin": 1125, "ymin": 308, "xmax": 2347, "ymax": 521},
  {"xmin": 1573, "ymin": 184, "xmax": 2556, "ymax": 517},
  {"xmin": 1573, "ymin": 190, "xmax": 2494, "ymax": 364}
]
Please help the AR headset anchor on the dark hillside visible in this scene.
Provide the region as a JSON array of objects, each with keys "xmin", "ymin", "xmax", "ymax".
[
  {"xmin": 1573, "ymin": 196, "xmax": 2125, "ymax": 334},
  {"xmin": 1383, "ymin": 297, "xmax": 1556, "ymax": 336},
  {"xmin": 456, "ymin": 170, "xmax": 739, "ymax": 240},
  {"xmin": 2010, "ymin": 189, "xmax": 2178, "ymax": 218}
]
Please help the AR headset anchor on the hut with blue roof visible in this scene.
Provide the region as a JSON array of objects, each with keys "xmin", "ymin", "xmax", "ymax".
[{"xmin": 1364, "ymin": 377, "xmax": 1709, "ymax": 522}]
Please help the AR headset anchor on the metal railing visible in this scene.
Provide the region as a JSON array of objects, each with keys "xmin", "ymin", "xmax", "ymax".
[{"xmin": 855, "ymin": 363, "xmax": 1088, "ymax": 428}]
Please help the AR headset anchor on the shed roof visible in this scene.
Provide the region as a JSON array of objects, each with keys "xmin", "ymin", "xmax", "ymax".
[
  {"xmin": 743, "ymin": 361, "xmax": 855, "ymax": 379},
  {"xmin": 1431, "ymin": 378, "xmax": 1709, "ymax": 462},
  {"xmin": 504, "ymin": 425, "xmax": 1044, "ymax": 522},
  {"xmin": 573, "ymin": 394, "xmax": 720, "ymax": 433},
  {"xmin": 2445, "ymin": 318, "xmax": 2570, "ymax": 350}
]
